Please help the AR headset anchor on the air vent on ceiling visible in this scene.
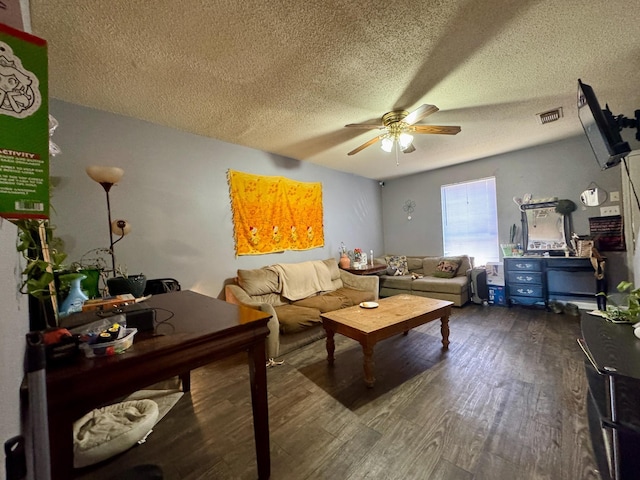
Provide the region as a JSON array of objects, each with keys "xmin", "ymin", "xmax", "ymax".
[{"xmin": 536, "ymin": 107, "xmax": 563, "ymax": 125}]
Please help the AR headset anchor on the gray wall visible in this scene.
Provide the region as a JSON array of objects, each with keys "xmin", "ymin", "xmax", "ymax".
[
  {"xmin": 48, "ymin": 100, "xmax": 385, "ymax": 299},
  {"xmin": 381, "ymin": 136, "xmax": 627, "ymax": 287}
]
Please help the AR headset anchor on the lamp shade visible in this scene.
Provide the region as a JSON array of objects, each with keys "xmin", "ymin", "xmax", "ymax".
[
  {"xmin": 86, "ymin": 166, "xmax": 124, "ymax": 185},
  {"xmin": 399, "ymin": 133, "xmax": 413, "ymax": 150},
  {"xmin": 381, "ymin": 137, "xmax": 393, "ymax": 153},
  {"xmin": 111, "ymin": 219, "xmax": 132, "ymax": 236}
]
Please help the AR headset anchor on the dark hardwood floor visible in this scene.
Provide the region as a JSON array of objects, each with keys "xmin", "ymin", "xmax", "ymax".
[{"xmin": 75, "ymin": 304, "xmax": 600, "ymax": 480}]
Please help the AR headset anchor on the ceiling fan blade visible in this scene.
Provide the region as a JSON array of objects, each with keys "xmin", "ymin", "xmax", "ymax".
[
  {"xmin": 347, "ymin": 135, "xmax": 384, "ymax": 155},
  {"xmin": 403, "ymin": 104, "xmax": 439, "ymax": 125},
  {"xmin": 345, "ymin": 123, "xmax": 384, "ymax": 130},
  {"xmin": 410, "ymin": 125, "xmax": 461, "ymax": 135}
]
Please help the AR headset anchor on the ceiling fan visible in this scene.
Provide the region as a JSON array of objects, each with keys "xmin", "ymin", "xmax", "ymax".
[{"xmin": 345, "ymin": 104, "xmax": 461, "ymax": 156}]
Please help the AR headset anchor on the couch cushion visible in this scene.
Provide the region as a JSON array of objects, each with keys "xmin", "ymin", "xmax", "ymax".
[
  {"xmin": 456, "ymin": 255, "xmax": 473, "ymax": 275},
  {"xmin": 332, "ymin": 286, "xmax": 375, "ymax": 305},
  {"xmin": 322, "ymin": 258, "xmax": 341, "ymax": 281},
  {"xmin": 422, "ymin": 257, "xmax": 440, "ymax": 274},
  {"xmin": 238, "ymin": 268, "xmax": 280, "ymax": 296},
  {"xmin": 379, "ymin": 274, "xmax": 413, "ymax": 290},
  {"xmin": 406, "ymin": 256, "xmax": 424, "ymax": 273},
  {"xmin": 385, "ymin": 255, "xmax": 409, "ymax": 275},
  {"xmin": 292, "ymin": 293, "xmax": 350, "ymax": 312},
  {"xmin": 322, "ymin": 257, "xmax": 344, "ymax": 290},
  {"xmin": 411, "ymin": 275, "xmax": 469, "ymax": 295},
  {"xmin": 274, "ymin": 304, "xmax": 322, "ymax": 333},
  {"xmin": 423, "ymin": 255, "xmax": 472, "ymax": 277},
  {"xmin": 249, "ymin": 291, "xmax": 289, "ymax": 306},
  {"xmin": 433, "ymin": 257, "xmax": 462, "ymax": 278}
]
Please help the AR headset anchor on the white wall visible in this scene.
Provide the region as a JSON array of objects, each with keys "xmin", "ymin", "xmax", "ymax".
[
  {"xmin": 48, "ymin": 100, "xmax": 385, "ymax": 298},
  {"xmin": 0, "ymin": 219, "xmax": 28, "ymax": 480},
  {"xmin": 381, "ymin": 136, "xmax": 627, "ymax": 287},
  {"xmin": 621, "ymin": 150, "xmax": 640, "ymax": 285}
]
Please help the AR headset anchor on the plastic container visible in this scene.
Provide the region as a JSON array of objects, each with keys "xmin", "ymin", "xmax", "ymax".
[
  {"xmin": 500, "ymin": 243, "xmax": 516, "ymax": 257},
  {"xmin": 80, "ymin": 328, "xmax": 137, "ymax": 358}
]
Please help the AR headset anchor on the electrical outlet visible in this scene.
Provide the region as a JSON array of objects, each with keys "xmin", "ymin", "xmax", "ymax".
[
  {"xmin": 600, "ymin": 205, "xmax": 620, "ymax": 216},
  {"xmin": 610, "ymin": 191, "xmax": 620, "ymax": 201}
]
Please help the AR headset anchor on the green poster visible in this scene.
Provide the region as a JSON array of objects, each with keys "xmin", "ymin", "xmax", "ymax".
[{"xmin": 0, "ymin": 22, "xmax": 49, "ymax": 219}]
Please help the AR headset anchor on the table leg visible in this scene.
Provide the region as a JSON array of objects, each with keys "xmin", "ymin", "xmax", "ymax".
[
  {"xmin": 48, "ymin": 409, "xmax": 74, "ymax": 480},
  {"xmin": 362, "ymin": 342, "xmax": 375, "ymax": 388},
  {"xmin": 179, "ymin": 371, "xmax": 191, "ymax": 392},
  {"xmin": 248, "ymin": 340, "xmax": 270, "ymax": 480},
  {"xmin": 441, "ymin": 314, "xmax": 450, "ymax": 350},
  {"xmin": 325, "ymin": 328, "xmax": 335, "ymax": 366},
  {"xmin": 596, "ymin": 277, "xmax": 607, "ymax": 310}
]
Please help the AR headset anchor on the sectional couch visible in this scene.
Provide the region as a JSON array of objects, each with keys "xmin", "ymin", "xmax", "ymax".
[
  {"xmin": 374, "ymin": 255, "xmax": 473, "ymax": 306},
  {"xmin": 224, "ymin": 258, "xmax": 378, "ymax": 359}
]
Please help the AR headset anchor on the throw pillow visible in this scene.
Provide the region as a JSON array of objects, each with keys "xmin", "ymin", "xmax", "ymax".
[
  {"xmin": 385, "ymin": 255, "xmax": 409, "ymax": 275},
  {"xmin": 433, "ymin": 257, "xmax": 461, "ymax": 278}
]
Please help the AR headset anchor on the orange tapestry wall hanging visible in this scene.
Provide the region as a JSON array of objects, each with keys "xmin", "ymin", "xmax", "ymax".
[{"xmin": 227, "ymin": 170, "xmax": 324, "ymax": 255}]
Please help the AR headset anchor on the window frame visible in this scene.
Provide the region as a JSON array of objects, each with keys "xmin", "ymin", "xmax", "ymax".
[{"xmin": 440, "ymin": 176, "xmax": 499, "ymax": 265}]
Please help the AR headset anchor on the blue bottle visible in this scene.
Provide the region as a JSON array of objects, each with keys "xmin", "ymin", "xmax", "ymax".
[{"xmin": 59, "ymin": 273, "xmax": 89, "ymax": 318}]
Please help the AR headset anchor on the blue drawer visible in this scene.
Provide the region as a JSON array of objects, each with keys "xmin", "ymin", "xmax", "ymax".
[
  {"xmin": 509, "ymin": 295, "xmax": 545, "ymax": 306},
  {"xmin": 507, "ymin": 271, "xmax": 543, "ymax": 285},
  {"xmin": 509, "ymin": 284, "xmax": 543, "ymax": 298},
  {"xmin": 506, "ymin": 259, "xmax": 542, "ymax": 272}
]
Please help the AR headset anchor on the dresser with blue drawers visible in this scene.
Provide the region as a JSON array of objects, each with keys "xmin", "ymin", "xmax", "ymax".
[
  {"xmin": 504, "ymin": 256, "xmax": 607, "ymax": 308},
  {"xmin": 505, "ymin": 257, "xmax": 545, "ymax": 306}
]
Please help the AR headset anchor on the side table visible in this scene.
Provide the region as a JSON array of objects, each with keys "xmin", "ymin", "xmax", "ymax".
[{"xmin": 340, "ymin": 264, "xmax": 387, "ymax": 275}]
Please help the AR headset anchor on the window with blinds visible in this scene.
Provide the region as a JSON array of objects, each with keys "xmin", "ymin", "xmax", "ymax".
[{"xmin": 441, "ymin": 177, "xmax": 499, "ymax": 266}]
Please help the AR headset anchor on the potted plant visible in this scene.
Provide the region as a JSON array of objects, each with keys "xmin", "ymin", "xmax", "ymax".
[
  {"xmin": 555, "ymin": 199, "xmax": 577, "ymax": 215},
  {"xmin": 598, "ymin": 281, "xmax": 640, "ymax": 323},
  {"xmin": 14, "ymin": 219, "xmax": 67, "ymax": 329},
  {"xmin": 67, "ymin": 247, "xmax": 112, "ymax": 299},
  {"xmin": 68, "ymin": 248, "xmax": 147, "ymax": 298},
  {"xmin": 106, "ymin": 266, "xmax": 147, "ymax": 298}
]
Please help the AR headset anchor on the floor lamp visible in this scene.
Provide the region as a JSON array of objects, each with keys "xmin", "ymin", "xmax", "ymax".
[{"xmin": 86, "ymin": 166, "xmax": 131, "ymax": 276}]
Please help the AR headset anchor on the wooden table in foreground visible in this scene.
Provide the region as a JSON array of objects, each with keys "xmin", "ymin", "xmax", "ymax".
[
  {"xmin": 45, "ymin": 290, "xmax": 272, "ymax": 480},
  {"xmin": 321, "ymin": 294, "xmax": 453, "ymax": 387}
]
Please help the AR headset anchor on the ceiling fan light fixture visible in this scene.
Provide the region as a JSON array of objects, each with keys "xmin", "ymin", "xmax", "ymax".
[
  {"xmin": 399, "ymin": 133, "xmax": 413, "ymax": 150},
  {"xmin": 381, "ymin": 137, "xmax": 394, "ymax": 153}
]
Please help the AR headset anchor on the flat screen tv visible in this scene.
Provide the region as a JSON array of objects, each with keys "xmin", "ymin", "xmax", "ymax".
[{"xmin": 577, "ymin": 79, "xmax": 630, "ymax": 170}]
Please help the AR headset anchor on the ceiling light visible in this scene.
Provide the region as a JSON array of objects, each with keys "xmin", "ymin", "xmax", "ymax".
[
  {"xmin": 381, "ymin": 137, "xmax": 394, "ymax": 152},
  {"xmin": 399, "ymin": 133, "xmax": 413, "ymax": 150}
]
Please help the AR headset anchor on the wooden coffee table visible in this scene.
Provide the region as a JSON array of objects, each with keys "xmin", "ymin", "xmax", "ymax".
[{"xmin": 321, "ymin": 294, "xmax": 452, "ymax": 387}]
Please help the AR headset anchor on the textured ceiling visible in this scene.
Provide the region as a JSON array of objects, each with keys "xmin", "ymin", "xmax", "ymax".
[{"xmin": 29, "ymin": 1, "xmax": 640, "ymax": 180}]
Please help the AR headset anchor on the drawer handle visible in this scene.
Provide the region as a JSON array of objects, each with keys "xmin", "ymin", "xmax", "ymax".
[
  {"xmin": 514, "ymin": 263, "xmax": 534, "ymax": 269},
  {"xmin": 516, "ymin": 288, "xmax": 535, "ymax": 295},
  {"xmin": 516, "ymin": 275, "xmax": 534, "ymax": 282}
]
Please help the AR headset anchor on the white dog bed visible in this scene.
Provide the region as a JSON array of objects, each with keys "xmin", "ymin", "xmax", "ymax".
[{"xmin": 73, "ymin": 399, "xmax": 159, "ymax": 468}]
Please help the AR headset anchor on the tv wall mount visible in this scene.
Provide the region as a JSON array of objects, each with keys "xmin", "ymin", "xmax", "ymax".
[{"xmin": 608, "ymin": 107, "xmax": 640, "ymax": 141}]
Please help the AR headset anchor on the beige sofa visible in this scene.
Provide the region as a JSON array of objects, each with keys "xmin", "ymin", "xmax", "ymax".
[
  {"xmin": 225, "ymin": 258, "xmax": 378, "ymax": 359},
  {"xmin": 374, "ymin": 255, "xmax": 472, "ymax": 306}
]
